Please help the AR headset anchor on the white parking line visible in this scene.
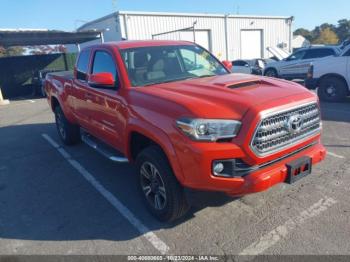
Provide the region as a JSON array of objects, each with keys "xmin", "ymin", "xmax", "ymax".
[
  {"xmin": 7, "ymin": 100, "xmax": 36, "ymax": 107},
  {"xmin": 42, "ymin": 133, "xmax": 170, "ymax": 255},
  {"xmin": 239, "ymin": 197, "xmax": 337, "ymax": 257},
  {"xmin": 327, "ymin": 151, "xmax": 345, "ymax": 159}
]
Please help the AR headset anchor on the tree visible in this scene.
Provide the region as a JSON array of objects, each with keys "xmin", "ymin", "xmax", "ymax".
[
  {"xmin": 294, "ymin": 19, "xmax": 350, "ymax": 45},
  {"xmin": 0, "ymin": 46, "xmax": 25, "ymax": 57},
  {"xmin": 294, "ymin": 28, "xmax": 313, "ymax": 41},
  {"xmin": 29, "ymin": 45, "xmax": 67, "ymax": 55},
  {"xmin": 335, "ymin": 19, "xmax": 350, "ymax": 42},
  {"xmin": 313, "ymin": 28, "xmax": 339, "ymax": 45}
]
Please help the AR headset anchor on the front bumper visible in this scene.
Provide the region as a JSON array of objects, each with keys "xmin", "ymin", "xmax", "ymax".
[{"xmin": 175, "ymin": 141, "xmax": 326, "ymax": 196}]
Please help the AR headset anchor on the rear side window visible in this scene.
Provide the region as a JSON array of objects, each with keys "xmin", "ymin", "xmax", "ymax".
[
  {"xmin": 92, "ymin": 51, "xmax": 118, "ymax": 83},
  {"xmin": 76, "ymin": 49, "xmax": 91, "ymax": 81},
  {"xmin": 303, "ymin": 49, "xmax": 335, "ymax": 59}
]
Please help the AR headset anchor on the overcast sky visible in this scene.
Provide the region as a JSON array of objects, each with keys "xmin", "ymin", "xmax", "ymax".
[{"xmin": 1, "ymin": 0, "xmax": 349, "ymax": 31}]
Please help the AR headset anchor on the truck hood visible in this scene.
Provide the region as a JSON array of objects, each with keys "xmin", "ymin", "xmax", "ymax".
[{"xmin": 134, "ymin": 74, "xmax": 315, "ymax": 119}]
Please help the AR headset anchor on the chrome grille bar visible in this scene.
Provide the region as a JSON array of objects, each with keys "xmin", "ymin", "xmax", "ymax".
[{"xmin": 251, "ymin": 103, "xmax": 321, "ymax": 156}]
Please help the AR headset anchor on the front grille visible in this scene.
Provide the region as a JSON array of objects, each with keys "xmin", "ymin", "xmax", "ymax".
[{"xmin": 251, "ymin": 103, "xmax": 321, "ymax": 156}]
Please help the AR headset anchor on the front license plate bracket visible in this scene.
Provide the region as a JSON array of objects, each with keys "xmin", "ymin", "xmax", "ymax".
[{"xmin": 285, "ymin": 156, "xmax": 312, "ymax": 184}]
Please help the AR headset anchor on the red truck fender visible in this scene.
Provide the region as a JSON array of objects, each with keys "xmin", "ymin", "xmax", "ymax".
[
  {"xmin": 47, "ymin": 79, "xmax": 77, "ymax": 124},
  {"xmin": 125, "ymin": 119, "xmax": 186, "ymax": 183}
]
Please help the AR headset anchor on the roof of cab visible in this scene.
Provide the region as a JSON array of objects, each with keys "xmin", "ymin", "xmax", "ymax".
[{"xmin": 99, "ymin": 40, "xmax": 195, "ymax": 49}]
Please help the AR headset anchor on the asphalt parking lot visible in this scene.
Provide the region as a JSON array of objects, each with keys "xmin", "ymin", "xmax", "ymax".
[{"xmin": 0, "ymin": 96, "xmax": 350, "ymax": 258}]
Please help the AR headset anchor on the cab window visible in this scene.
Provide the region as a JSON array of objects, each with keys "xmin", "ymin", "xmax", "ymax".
[
  {"xmin": 91, "ymin": 50, "xmax": 118, "ymax": 87},
  {"xmin": 76, "ymin": 49, "xmax": 91, "ymax": 81}
]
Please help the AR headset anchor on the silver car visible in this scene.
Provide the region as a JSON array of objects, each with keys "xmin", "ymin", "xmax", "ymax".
[
  {"xmin": 264, "ymin": 46, "xmax": 340, "ymax": 80},
  {"xmin": 232, "ymin": 59, "xmax": 266, "ymax": 75}
]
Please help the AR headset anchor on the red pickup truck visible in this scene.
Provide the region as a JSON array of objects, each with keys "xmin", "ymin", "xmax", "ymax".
[{"xmin": 46, "ymin": 40, "xmax": 326, "ymax": 222}]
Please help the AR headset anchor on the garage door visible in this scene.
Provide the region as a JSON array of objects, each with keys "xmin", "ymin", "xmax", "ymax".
[
  {"xmin": 179, "ymin": 31, "xmax": 211, "ymax": 51},
  {"xmin": 241, "ymin": 30, "xmax": 262, "ymax": 59}
]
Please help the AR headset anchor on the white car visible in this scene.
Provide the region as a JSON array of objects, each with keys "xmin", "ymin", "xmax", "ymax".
[
  {"xmin": 232, "ymin": 59, "xmax": 266, "ymax": 75},
  {"xmin": 264, "ymin": 46, "xmax": 340, "ymax": 80},
  {"xmin": 306, "ymin": 45, "xmax": 350, "ymax": 102}
]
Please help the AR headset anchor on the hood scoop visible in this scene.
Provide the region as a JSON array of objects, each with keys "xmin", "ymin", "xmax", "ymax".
[
  {"xmin": 227, "ymin": 80, "xmax": 261, "ymax": 89},
  {"xmin": 226, "ymin": 79, "xmax": 276, "ymax": 89}
]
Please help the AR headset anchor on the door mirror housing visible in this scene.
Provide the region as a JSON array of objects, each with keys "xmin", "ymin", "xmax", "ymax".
[
  {"xmin": 257, "ymin": 60, "xmax": 265, "ymax": 69},
  {"xmin": 88, "ymin": 72, "xmax": 115, "ymax": 89},
  {"xmin": 222, "ymin": 60, "xmax": 233, "ymax": 71}
]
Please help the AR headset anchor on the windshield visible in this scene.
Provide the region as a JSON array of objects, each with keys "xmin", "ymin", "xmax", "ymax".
[{"xmin": 120, "ymin": 45, "xmax": 229, "ymax": 87}]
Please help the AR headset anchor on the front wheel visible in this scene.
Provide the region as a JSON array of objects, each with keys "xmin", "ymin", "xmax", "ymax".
[
  {"xmin": 54, "ymin": 106, "xmax": 80, "ymax": 145},
  {"xmin": 318, "ymin": 77, "xmax": 348, "ymax": 102},
  {"xmin": 264, "ymin": 68, "xmax": 278, "ymax": 78},
  {"xmin": 136, "ymin": 146, "xmax": 190, "ymax": 222}
]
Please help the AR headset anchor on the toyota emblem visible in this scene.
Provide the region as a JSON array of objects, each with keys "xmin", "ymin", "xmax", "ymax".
[{"xmin": 286, "ymin": 114, "xmax": 303, "ymax": 134}]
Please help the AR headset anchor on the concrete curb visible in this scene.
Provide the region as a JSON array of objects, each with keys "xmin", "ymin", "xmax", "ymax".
[{"xmin": 0, "ymin": 99, "xmax": 10, "ymax": 106}]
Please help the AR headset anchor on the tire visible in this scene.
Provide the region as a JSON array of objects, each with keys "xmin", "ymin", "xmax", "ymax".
[
  {"xmin": 54, "ymin": 106, "xmax": 80, "ymax": 145},
  {"xmin": 318, "ymin": 77, "xmax": 348, "ymax": 102},
  {"xmin": 136, "ymin": 146, "xmax": 190, "ymax": 222},
  {"xmin": 264, "ymin": 68, "xmax": 278, "ymax": 78}
]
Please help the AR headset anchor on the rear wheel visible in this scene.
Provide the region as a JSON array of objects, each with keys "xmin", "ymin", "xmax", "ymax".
[
  {"xmin": 54, "ymin": 106, "xmax": 80, "ymax": 145},
  {"xmin": 136, "ymin": 146, "xmax": 190, "ymax": 222},
  {"xmin": 318, "ymin": 77, "xmax": 348, "ymax": 102},
  {"xmin": 264, "ymin": 68, "xmax": 278, "ymax": 78}
]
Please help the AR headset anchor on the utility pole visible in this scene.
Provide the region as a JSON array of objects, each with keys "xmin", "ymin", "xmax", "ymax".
[{"xmin": 192, "ymin": 21, "xmax": 197, "ymax": 43}]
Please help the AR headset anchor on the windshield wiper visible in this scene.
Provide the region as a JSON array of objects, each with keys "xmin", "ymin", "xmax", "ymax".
[
  {"xmin": 142, "ymin": 74, "xmax": 217, "ymax": 87},
  {"xmin": 196, "ymin": 74, "xmax": 216, "ymax": 78},
  {"xmin": 143, "ymin": 76, "xmax": 194, "ymax": 86}
]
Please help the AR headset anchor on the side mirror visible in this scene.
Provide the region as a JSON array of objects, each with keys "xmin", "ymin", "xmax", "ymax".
[
  {"xmin": 257, "ymin": 60, "xmax": 265, "ymax": 69},
  {"xmin": 222, "ymin": 60, "xmax": 233, "ymax": 71},
  {"xmin": 88, "ymin": 72, "xmax": 115, "ymax": 89}
]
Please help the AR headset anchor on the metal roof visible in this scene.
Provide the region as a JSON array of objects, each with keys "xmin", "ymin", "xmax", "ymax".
[
  {"xmin": 78, "ymin": 11, "xmax": 293, "ymax": 31},
  {"xmin": 0, "ymin": 30, "xmax": 102, "ymax": 47},
  {"xmin": 119, "ymin": 10, "xmax": 292, "ymax": 20}
]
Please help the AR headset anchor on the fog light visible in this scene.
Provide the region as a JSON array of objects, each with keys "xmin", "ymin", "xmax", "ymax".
[{"xmin": 213, "ymin": 162, "xmax": 225, "ymax": 174}]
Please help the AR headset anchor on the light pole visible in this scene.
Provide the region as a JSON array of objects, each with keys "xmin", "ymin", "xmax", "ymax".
[{"xmin": 193, "ymin": 21, "xmax": 197, "ymax": 43}]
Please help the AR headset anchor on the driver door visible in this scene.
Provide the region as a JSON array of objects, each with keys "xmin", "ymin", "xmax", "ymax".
[
  {"xmin": 81, "ymin": 48, "xmax": 125, "ymax": 150},
  {"xmin": 279, "ymin": 50, "xmax": 306, "ymax": 78}
]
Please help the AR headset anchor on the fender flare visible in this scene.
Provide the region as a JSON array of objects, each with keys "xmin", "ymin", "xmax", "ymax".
[
  {"xmin": 125, "ymin": 119, "xmax": 185, "ymax": 182},
  {"xmin": 48, "ymin": 80, "xmax": 77, "ymax": 124}
]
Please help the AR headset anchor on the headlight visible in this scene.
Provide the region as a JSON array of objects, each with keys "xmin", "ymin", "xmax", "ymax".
[{"xmin": 176, "ymin": 118, "xmax": 241, "ymax": 141}]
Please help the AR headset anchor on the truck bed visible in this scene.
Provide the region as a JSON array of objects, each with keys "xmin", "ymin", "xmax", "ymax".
[{"xmin": 47, "ymin": 71, "xmax": 74, "ymax": 81}]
